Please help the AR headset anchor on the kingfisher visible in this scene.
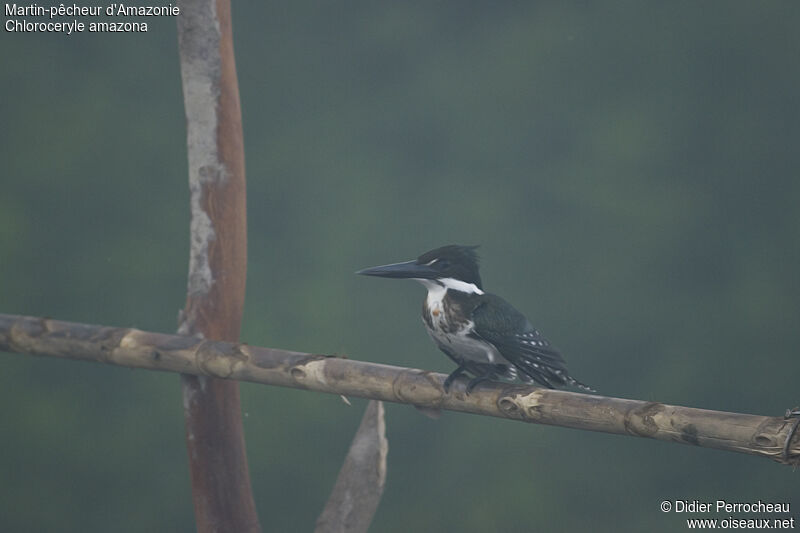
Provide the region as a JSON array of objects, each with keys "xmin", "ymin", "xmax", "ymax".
[{"xmin": 357, "ymin": 245, "xmax": 593, "ymax": 394}]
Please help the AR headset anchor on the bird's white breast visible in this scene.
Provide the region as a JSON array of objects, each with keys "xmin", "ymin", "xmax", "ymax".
[
  {"xmin": 419, "ymin": 280, "xmax": 506, "ymax": 365},
  {"xmin": 423, "ymin": 282, "xmax": 448, "ymax": 330}
]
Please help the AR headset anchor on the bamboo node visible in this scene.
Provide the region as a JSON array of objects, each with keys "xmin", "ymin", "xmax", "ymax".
[
  {"xmin": 498, "ymin": 397, "xmax": 519, "ymax": 415},
  {"xmin": 782, "ymin": 408, "xmax": 800, "ymax": 465}
]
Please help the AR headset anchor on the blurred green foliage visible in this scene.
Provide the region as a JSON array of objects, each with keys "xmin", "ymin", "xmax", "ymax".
[{"xmin": 2, "ymin": 2, "xmax": 799, "ymax": 532}]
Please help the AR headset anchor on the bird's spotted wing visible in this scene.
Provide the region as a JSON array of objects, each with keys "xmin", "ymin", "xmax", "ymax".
[
  {"xmin": 487, "ymin": 330, "xmax": 572, "ymax": 388},
  {"xmin": 470, "ymin": 294, "xmax": 577, "ymax": 389}
]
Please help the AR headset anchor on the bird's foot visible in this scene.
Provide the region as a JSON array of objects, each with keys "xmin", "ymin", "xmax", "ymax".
[
  {"xmin": 443, "ymin": 366, "xmax": 466, "ymax": 393},
  {"xmin": 465, "ymin": 375, "xmax": 492, "ymax": 394}
]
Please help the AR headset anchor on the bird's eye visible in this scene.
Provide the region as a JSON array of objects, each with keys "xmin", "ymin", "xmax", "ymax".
[{"xmin": 437, "ymin": 259, "xmax": 450, "ymax": 269}]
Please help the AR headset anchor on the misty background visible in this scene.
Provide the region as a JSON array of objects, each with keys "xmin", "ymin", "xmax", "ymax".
[{"xmin": 2, "ymin": 3, "xmax": 798, "ymax": 531}]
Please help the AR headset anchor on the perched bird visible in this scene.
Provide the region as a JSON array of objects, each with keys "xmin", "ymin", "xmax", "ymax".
[{"xmin": 357, "ymin": 245, "xmax": 593, "ymax": 393}]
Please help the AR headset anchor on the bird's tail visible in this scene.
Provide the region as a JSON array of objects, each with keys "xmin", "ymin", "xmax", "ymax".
[
  {"xmin": 514, "ymin": 355, "xmax": 596, "ymax": 393},
  {"xmin": 564, "ymin": 375, "xmax": 596, "ymax": 393}
]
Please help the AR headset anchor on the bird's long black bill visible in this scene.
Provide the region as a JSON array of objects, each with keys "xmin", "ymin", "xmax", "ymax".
[{"xmin": 356, "ymin": 260, "xmax": 437, "ymax": 279}]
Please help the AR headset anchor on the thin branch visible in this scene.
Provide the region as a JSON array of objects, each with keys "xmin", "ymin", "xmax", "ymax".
[
  {"xmin": 1, "ymin": 313, "xmax": 798, "ymax": 467},
  {"xmin": 176, "ymin": 0, "xmax": 258, "ymax": 531}
]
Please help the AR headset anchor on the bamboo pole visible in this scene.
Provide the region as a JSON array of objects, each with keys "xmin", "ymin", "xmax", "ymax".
[{"xmin": 1, "ymin": 313, "xmax": 798, "ymax": 467}]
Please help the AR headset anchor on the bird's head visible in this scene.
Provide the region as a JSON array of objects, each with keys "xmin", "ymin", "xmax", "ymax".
[{"xmin": 357, "ymin": 245, "xmax": 483, "ymax": 291}]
